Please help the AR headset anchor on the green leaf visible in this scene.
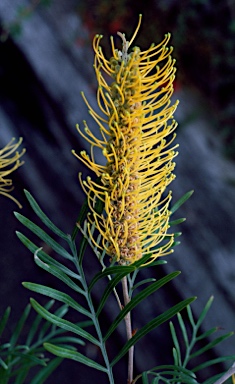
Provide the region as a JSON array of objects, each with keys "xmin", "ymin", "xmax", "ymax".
[
  {"xmin": 0, "ymin": 307, "xmax": 11, "ymax": 338},
  {"xmin": 96, "ymin": 271, "xmax": 132, "ymax": 317},
  {"xmin": 30, "ymin": 299, "xmax": 99, "ymax": 346},
  {"xmin": 77, "ymin": 235, "xmax": 88, "ymax": 265},
  {"xmin": 170, "ymin": 321, "xmax": 182, "ymax": 365},
  {"xmin": 34, "ymin": 250, "xmax": 84, "ymax": 295},
  {"xmin": 104, "ymin": 271, "xmax": 181, "ymax": 341},
  {"xmin": 24, "ymin": 190, "xmax": 68, "ymax": 241},
  {"xmin": 49, "ymin": 336, "xmax": 85, "ymax": 346},
  {"xmin": 177, "ymin": 312, "xmax": 189, "ymax": 348},
  {"xmin": 170, "ymin": 191, "xmax": 194, "ymax": 214},
  {"xmin": 48, "ymin": 304, "xmax": 69, "ymax": 336},
  {"xmin": 190, "ymin": 332, "xmax": 234, "ymax": 360},
  {"xmin": 111, "ymin": 297, "xmax": 196, "ymax": 367},
  {"xmin": 192, "ymin": 354, "xmax": 235, "ymax": 372},
  {"xmin": 171, "ymin": 240, "xmax": 181, "ymax": 248},
  {"xmin": 10, "ymin": 350, "xmax": 47, "ymax": 366},
  {"xmin": 23, "ymin": 282, "xmax": 90, "ymax": 318},
  {"xmin": 187, "ymin": 305, "xmax": 195, "ymax": 328},
  {"xmin": 26, "ymin": 300, "xmax": 56, "ymax": 346},
  {"xmin": 139, "ymin": 260, "xmax": 167, "ymax": 270},
  {"xmin": 14, "ymin": 366, "xmax": 29, "ymax": 384},
  {"xmin": 16, "ymin": 232, "xmax": 80, "ymax": 280},
  {"xmin": 169, "ymin": 218, "xmax": 186, "ymax": 226},
  {"xmin": 54, "ymin": 304, "xmax": 69, "ymax": 319},
  {"xmin": 174, "ymin": 232, "xmax": 182, "ymax": 238},
  {"xmin": 9, "ymin": 304, "xmax": 31, "ymax": 349},
  {"xmin": 44, "ymin": 343, "xmax": 107, "ymax": 373},
  {"xmin": 14, "ymin": 213, "xmax": 73, "ymax": 261},
  {"xmin": 142, "ymin": 365, "xmax": 197, "ymax": 383},
  {"xmin": 172, "ymin": 347, "xmax": 179, "ymax": 366},
  {"xmin": 195, "ymin": 296, "xmax": 214, "ymax": 330},
  {"xmin": 71, "ymin": 198, "xmax": 89, "ymax": 241},
  {"xmin": 142, "ymin": 371, "xmax": 149, "ymax": 384},
  {"xmin": 30, "ymin": 357, "xmax": 63, "ymax": 384},
  {"xmin": 196, "ymin": 327, "xmax": 218, "ymax": 341},
  {"xmin": 88, "ymin": 265, "xmax": 134, "ymax": 292},
  {"xmin": 0, "ymin": 357, "xmax": 8, "ymax": 370},
  {"xmin": 131, "ymin": 278, "xmax": 156, "ymax": 291}
]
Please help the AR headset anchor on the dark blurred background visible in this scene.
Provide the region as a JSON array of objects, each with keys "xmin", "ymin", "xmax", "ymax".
[{"xmin": 1, "ymin": 1, "xmax": 235, "ymax": 383}]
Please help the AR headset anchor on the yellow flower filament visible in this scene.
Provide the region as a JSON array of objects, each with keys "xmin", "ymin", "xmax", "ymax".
[
  {"xmin": 0, "ymin": 137, "xmax": 25, "ymax": 208},
  {"xmin": 74, "ymin": 15, "xmax": 179, "ymax": 265}
]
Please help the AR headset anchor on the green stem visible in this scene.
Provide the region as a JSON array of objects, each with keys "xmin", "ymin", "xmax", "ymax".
[
  {"xmin": 182, "ymin": 325, "xmax": 197, "ymax": 368},
  {"xmin": 72, "ymin": 249, "xmax": 115, "ymax": 383},
  {"xmin": 85, "ymin": 291, "xmax": 115, "ymax": 383},
  {"xmin": 122, "ymin": 276, "xmax": 134, "ymax": 384}
]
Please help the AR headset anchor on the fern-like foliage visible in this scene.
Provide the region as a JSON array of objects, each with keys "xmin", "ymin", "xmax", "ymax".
[
  {"xmin": 0, "ymin": 299, "xmax": 86, "ymax": 384},
  {"xmin": 14, "ymin": 189, "xmax": 195, "ymax": 383},
  {"xmin": 137, "ymin": 297, "xmax": 235, "ymax": 384}
]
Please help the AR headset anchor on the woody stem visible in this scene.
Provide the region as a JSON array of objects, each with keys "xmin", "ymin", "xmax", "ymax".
[
  {"xmin": 212, "ymin": 362, "xmax": 235, "ymax": 384},
  {"xmin": 122, "ymin": 276, "xmax": 134, "ymax": 384}
]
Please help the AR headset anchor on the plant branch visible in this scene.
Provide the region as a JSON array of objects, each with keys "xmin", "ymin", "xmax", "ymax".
[
  {"xmin": 70, "ymin": 241, "xmax": 115, "ymax": 384},
  {"xmin": 213, "ymin": 362, "xmax": 235, "ymax": 384},
  {"xmin": 122, "ymin": 276, "xmax": 134, "ymax": 384}
]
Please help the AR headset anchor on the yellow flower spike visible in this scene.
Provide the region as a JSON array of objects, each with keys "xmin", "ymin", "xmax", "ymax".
[
  {"xmin": 75, "ymin": 15, "xmax": 179, "ymax": 265},
  {"xmin": 0, "ymin": 137, "xmax": 25, "ymax": 208}
]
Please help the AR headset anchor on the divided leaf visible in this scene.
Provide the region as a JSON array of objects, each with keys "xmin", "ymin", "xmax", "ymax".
[
  {"xmin": 14, "ymin": 212, "xmax": 73, "ymax": 261},
  {"xmin": 24, "ymin": 190, "xmax": 68, "ymax": 241},
  {"xmin": 34, "ymin": 250, "xmax": 84, "ymax": 295},
  {"xmin": 44, "ymin": 343, "xmax": 107, "ymax": 373},
  {"xmin": 30, "ymin": 357, "xmax": 63, "ymax": 384},
  {"xmin": 111, "ymin": 297, "xmax": 196, "ymax": 367},
  {"xmin": 16, "ymin": 232, "xmax": 80, "ymax": 280},
  {"xmin": 104, "ymin": 271, "xmax": 181, "ymax": 341},
  {"xmin": 88, "ymin": 265, "xmax": 134, "ymax": 292},
  {"xmin": 30, "ymin": 299, "xmax": 99, "ymax": 346},
  {"xmin": 23, "ymin": 283, "xmax": 90, "ymax": 318}
]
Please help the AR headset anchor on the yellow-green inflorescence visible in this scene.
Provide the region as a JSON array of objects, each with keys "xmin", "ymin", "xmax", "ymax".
[
  {"xmin": 74, "ymin": 15, "xmax": 179, "ymax": 265},
  {"xmin": 0, "ymin": 137, "xmax": 25, "ymax": 208}
]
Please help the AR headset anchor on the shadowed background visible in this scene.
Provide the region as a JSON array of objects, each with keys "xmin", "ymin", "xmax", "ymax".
[{"xmin": 1, "ymin": 1, "xmax": 235, "ymax": 383}]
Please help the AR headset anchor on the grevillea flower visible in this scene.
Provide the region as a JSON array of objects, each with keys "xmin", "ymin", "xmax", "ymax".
[
  {"xmin": 74, "ymin": 15, "xmax": 179, "ymax": 265},
  {"xmin": 0, "ymin": 137, "xmax": 25, "ymax": 208}
]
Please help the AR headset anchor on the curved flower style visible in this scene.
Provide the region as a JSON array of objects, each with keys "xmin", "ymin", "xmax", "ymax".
[
  {"xmin": 74, "ymin": 16, "xmax": 179, "ymax": 265},
  {"xmin": 0, "ymin": 137, "xmax": 25, "ymax": 208}
]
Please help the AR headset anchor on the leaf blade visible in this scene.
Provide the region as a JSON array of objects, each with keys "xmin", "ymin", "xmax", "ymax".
[
  {"xmin": 0, "ymin": 307, "xmax": 11, "ymax": 338},
  {"xmin": 24, "ymin": 190, "xmax": 68, "ymax": 241},
  {"xmin": 44, "ymin": 343, "xmax": 107, "ymax": 373},
  {"xmin": 96, "ymin": 271, "xmax": 131, "ymax": 317},
  {"xmin": 34, "ymin": 250, "xmax": 84, "ymax": 295},
  {"xmin": 14, "ymin": 213, "xmax": 73, "ymax": 261},
  {"xmin": 30, "ymin": 357, "xmax": 63, "ymax": 384},
  {"xmin": 16, "ymin": 232, "xmax": 80, "ymax": 280},
  {"xmin": 170, "ymin": 191, "xmax": 194, "ymax": 214},
  {"xmin": 23, "ymin": 282, "xmax": 90, "ymax": 318},
  {"xmin": 104, "ymin": 271, "xmax": 181, "ymax": 341},
  {"xmin": 30, "ymin": 299, "xmax": 99, "ymax": 346},
  {"xmin": 111, "ymin": 297, "xmax": 196, "ymax": 367},
  {"xmin": 9, "ymin": 304, "xmax": 31, "ymax": 349},
  {"xmin": 88, "ymin": 265, "xmax": 134, "ymax": 292}
]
